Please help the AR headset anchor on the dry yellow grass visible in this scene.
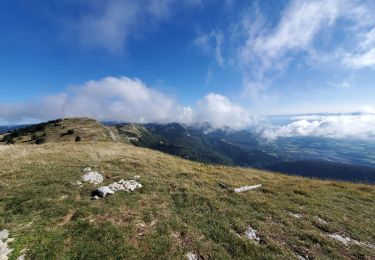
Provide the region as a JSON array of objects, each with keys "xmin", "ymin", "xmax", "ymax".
[{"xmin": 0, "ymin": 141, "xmax": 374, "ymax": 259}]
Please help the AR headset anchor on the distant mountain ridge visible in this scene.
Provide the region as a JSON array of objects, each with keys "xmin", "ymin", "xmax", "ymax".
[
  {"xmin": 1, "ymin": 118, "xmax": 374, "ymax": 184},
  {"xmin": 112, "ymin": 122, "xmax": 375, "ymax": 184}
]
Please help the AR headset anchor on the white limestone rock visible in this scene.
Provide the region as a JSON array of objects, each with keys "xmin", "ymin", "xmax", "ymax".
[
  {"xmin": 0, "ymin": 230, "xmax": 8, "ymax": 242},
  {"xmin": 328, "ymin": 233, "xmax": 352, "ymax": 246},
  {"xmin": 17, "ymin": 254, "xmax": 25, "ymax": 260},
  {"xmin": 328, "ymin": 233, "xmax": 375, "ymax": 249},
  {"xmin": 0, "ymin": 229, "xmax": 13, "ymax": 260},
  {"xmin": 108, "ymin": 182, "xmax": 126, "ymax": 192},
  {"xmin": 234, "ymin": 184, "xmax": 262, "ymax": 193},
  {"xmin": 288, "ymin": 212, "xmax": 303, "ymax": 219},
  {"xmin": 93, "ymin": 179, "xmax": 142, "ymax": 199},
  {"xmin": 315, "ymin": 216, "xmax": 328, "ymax": 225},
  {"xmin": 186, "ymin": 252, "xmax": 198, "ymax": 260},
  {"xmin": 118, "ymin": 179, "xmax": 142, "ymax": 192},
  {"xmin": 82, "ymin": 171, "xmax": 103, "ymax": 185},
  {"xmin": 244, "ymin": 226, "xmax": 260, "ymax": 243}
]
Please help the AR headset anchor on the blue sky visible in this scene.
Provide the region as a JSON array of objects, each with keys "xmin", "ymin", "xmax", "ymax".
[{"xmin": 0, "ymin": 0, "xmax": 375, "ymax": 138}]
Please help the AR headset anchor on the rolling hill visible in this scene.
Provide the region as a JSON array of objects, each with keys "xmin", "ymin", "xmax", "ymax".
[{"xmin": 0, "ymin": 118, "xmax": 374, "ymax": 259}]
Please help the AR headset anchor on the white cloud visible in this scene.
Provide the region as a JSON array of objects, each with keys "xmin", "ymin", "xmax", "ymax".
[
  {"xmin": 254, "ymin": 1, "xmax": 338, "ymax": 62},
  {"xmin": 194, "ymin": 31, "xmax": 225, "ymax": 66},
  {"xmin": 328, "ymin": 80, "xmax": 351, "ymax": 89},
  {"xmin": 0, "ymin": 76, "xmax": 255, "ymax": 129},
  {"xmin": 0, "ymin": 76, "xmax": 188, "ymax": 124},
  {"xmin": 239, "ymin": 0, "xmax": 340, "ymax": 70},
  {"xmin": 343, "ymin": 48, "xmax": 375, "ymax": 69},
  {"xmin": 263, "ymin": 112, "xmax": 375, "ymax": 140},
  {"xmin": 193, "ymin": 93, "xmax": 254, "ymax": 129},
  {"xmin": 235, "ymin": 0, "xmax": 375, "ymax": 95},
  {"xmin": 69, "ymin": 0, "xmax": 202, "ymax": 53}
]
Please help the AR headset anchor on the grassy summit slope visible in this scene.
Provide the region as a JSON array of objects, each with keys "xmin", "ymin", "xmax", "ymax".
[
  {"xmin": 0, "ymin": 118, "xmax": 122, "ymax": 144},
  {"xmin": 0, "ymin": 141, "xmax": 374, "ymax": 259}
]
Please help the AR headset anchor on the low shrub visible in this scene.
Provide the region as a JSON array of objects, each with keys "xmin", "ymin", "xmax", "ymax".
[{"xmin": 35, "ymin": 137, "xmax": 46, "ymax": 145}]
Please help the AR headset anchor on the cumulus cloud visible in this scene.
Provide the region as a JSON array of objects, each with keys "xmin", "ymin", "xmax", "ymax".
[
  {"xmin": 193, "ymin": 93, "xmax": 254, "ymax": 129},
  {"xmin": 0, "ymin": 76, "xmax": 189, "ymax": 124},
  {"xmin": 0, "ymin": 76, "xmax": 255, "ymax": 129},
  {"xmin": 262, "ymin": 112, "xmax": 375, "ymax": 140}
]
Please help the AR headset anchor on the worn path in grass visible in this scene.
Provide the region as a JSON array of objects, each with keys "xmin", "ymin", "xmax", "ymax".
[{"xmin": 0, "ymin": 142, "xmax": 374, "ymax": 259}]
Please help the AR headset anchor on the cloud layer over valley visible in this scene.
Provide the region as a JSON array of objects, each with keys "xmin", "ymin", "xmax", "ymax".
[
  {"xmin": 262, "ymin": 113, "xmax": 375, "ymax": 140},
  {"xmin": 1, "ymin": 75, "xmax": 374, "ymax": 141},
  {"xmin": 0, "ymin": 76, "xmax": 255, "ymax": 130}
]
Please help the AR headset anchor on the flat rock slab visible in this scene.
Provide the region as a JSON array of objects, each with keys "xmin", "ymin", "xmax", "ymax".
[{"xmin": 234, "ymin": 184, "xmax": 262, "ymax": 193}]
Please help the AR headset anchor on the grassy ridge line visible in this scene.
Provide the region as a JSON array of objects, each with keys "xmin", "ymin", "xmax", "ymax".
[
  {"xmin": 0, "ymin": 118, "xmax": 124, "ymax": 145},
  {"xmin": 0, "ymin": 142, "xmax": 374, "ymax": 259}
]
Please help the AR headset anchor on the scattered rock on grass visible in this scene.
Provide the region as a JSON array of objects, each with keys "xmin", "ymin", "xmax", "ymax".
[
  {"xmin": 0, "ymin": 230, "xmax": 8, "ymax": 241},
  {"xmin": 314, "ymin": 216, "xmax": 328, "ymax": 225},
  {"xmin": 288, "ymin": 212, "xmax": 303, "ymax": 219},
  {"xmin": 234, "ymin": 184, "xmax": 262, "ymax": 193},
  {"xmin": 244, "ymin": 226, "xmax": 260, "ymax": 243},
  {"xmin": 186, "ymin": 252, "xmax": 198, "ymax": 260},
  {"xmin": 108, "ymin": 182, "xmax": 126, "ymax": 192},
  {"xmin": 118, "ymin": 179, "xmax": 142, "ymax": 191},
  {"xmin": 0, "ymin": 229, "xmax": 13, "ymax": 260},
  {"xmin": 328, "ymin": 233, "xmax": 375, "ymax": 249},
  {"xmin": 92, "ymin": 179, "xmax": 142, "ymax": 198},
  {"xmin": 82, "ymin": 168, "xmax": 104, "ymax": 185},
  {"xmin": 328, "ymin": 233, "xmax": 352, "ymax": 246},
  {"xmin": 72, "ymin": 180, "xmax": 83, "ymax": 187}
]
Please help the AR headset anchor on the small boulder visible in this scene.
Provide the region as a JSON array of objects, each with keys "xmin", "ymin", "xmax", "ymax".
[
  {"xmin": 186, "ymin": 252, "xmax": 198, "ymax": 260},
  {"xmin": 244, "ymin": 226, "xmax": 260, "ymax": 243},
  {"xmin": 83, "ymin": 171, "xmax": 104, "ymax": 185},
  {"xmin": 0, "ymin": 229, "xmax": 8, "ymax": 241}
]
